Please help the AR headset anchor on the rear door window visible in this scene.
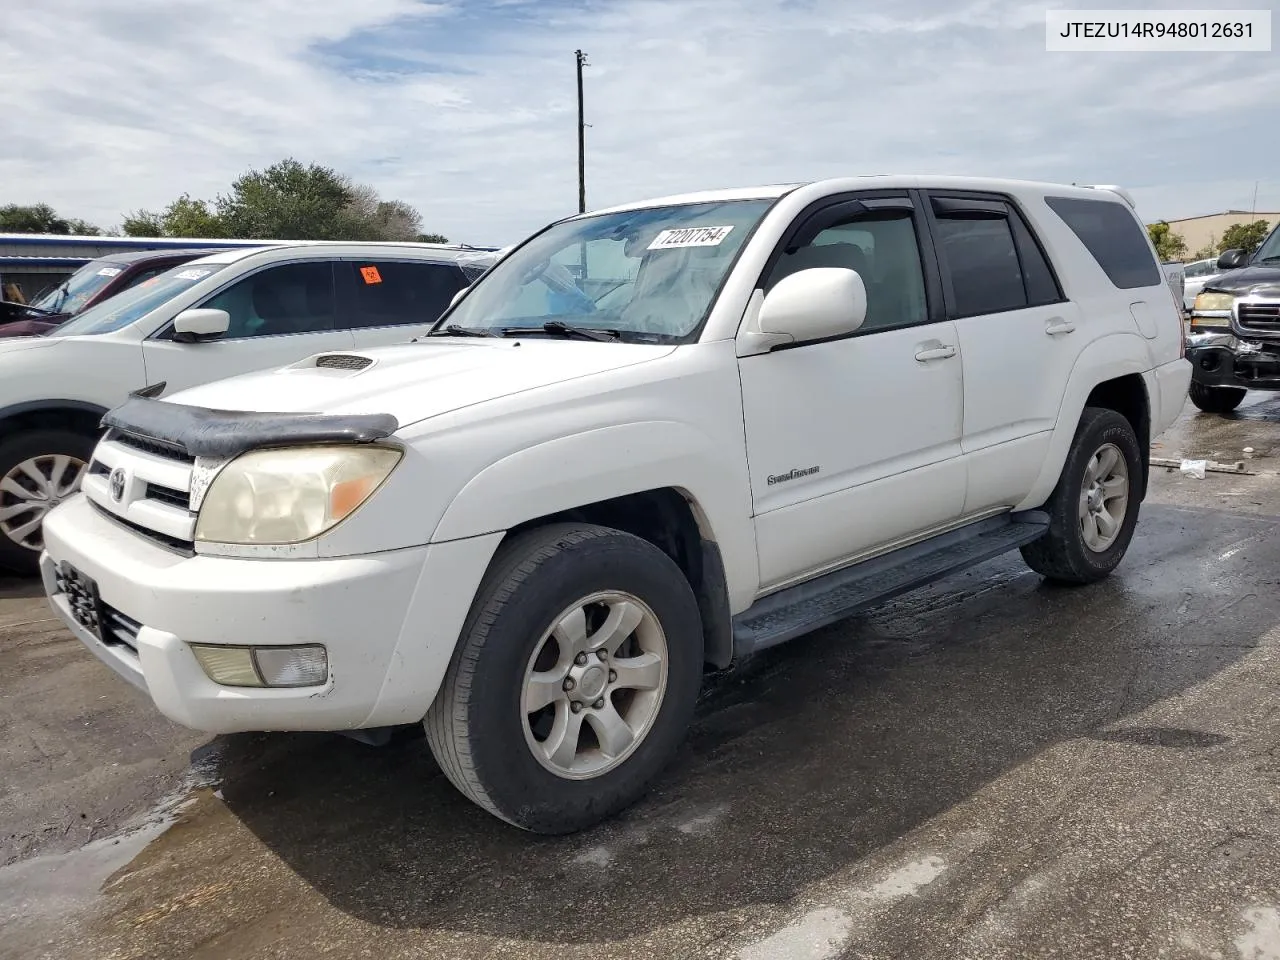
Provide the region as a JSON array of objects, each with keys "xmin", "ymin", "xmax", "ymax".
[
  {"xmin": 932, "ymin": 217, "xmax": 1028, "ymax": 317},
  {"xmin": 1045, "ymin": 196, "xmax": 1162, "ymax": 289},
  {"xmin": 339, "ymin": 260, "xmax": 469, "ymax": 329}
]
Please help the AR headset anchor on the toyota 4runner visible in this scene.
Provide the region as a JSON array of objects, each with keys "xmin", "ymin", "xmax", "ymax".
[{"xmin": 41, "ymin": 177, "xmax": 1190, "ymax": 834}]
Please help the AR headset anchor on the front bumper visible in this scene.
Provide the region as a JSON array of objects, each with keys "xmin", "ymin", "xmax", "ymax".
[
  {"xmin": 41, "ymin": 495, "xmax": 503, "ymax": 734},
  {"xmin": 1185, "ymin": 333, "xmax": 1280, "ymax": 391}
]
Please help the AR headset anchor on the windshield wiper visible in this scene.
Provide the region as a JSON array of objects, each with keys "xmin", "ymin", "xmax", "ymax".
[
  {"xmin": 425, "ymin": 324, "xmax": 497, "ymax": 338},
  {"xmin": 1255, "ymin": 256, "xmax": 1280, "ymax": 263},
  {"xmin": 516, "ymin": 320, "xmax": 620, "ymax": 342},
  {"xmin": 2, "ymin": 300, "xmax": 55, "ymax": 316}
]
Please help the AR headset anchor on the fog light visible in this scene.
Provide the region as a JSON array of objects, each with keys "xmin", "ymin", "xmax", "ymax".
[
  {"xmin": 191, "ymin": 645, "xmax": 262, "ymax": 687},
  {"xmin": 189, "ymin": 644, "xmax": 328, "ymax": 688},
  {"xmin": 253, "ymin": 646, "xmax": 328, "ymax": 687}
]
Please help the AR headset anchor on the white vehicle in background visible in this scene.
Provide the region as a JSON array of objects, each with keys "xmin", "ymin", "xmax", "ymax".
[
  {"xmin": 1180, "ymin": 257, "xmax": 1223, "ymax": 312},
  {"xmin": 42, "ymin": 177, "xmax": 1189, "ymax": 834},
  {"xmin": 0, "ymin": 242, "xmax": 495, "ymax": 573}
]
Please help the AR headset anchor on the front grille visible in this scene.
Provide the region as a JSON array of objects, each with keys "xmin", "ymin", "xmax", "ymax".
[
  {"xmin": 1236, "ymin": 301, "xmax": 1280, "ymax": 336},
  {"xmin": 316, "ymin": 354, "xmax": 373, "ymax": 370},
  {"xmin": 109, "ymin": 430, "xmax": 194, "ymax": 465},
  {"xmin": 90, "ymin": 500, "xmax": 195, "ymax": 556},
  {"xmin": 101, "ymin": 604, "xmax": 141, "ymax": 652},
  {"xmin": 145, "ymin": 482, "xmax": 191, "ymax": 510}
]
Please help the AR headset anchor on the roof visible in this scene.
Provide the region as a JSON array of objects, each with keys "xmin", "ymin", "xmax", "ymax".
[
  {"xmin": 93, "ymin": 247, "xmax": 244, "ymax": 265},
  {"xmin": 185, "ymin": 242, "xmax": 502, "ymax": 267},
  {"xmin": 581, "ymin": 176, "xmax": 1137, "ymax": 217},
  {"xmin": 0, "ymin": 234, "xmax": 500, "ymax": 253}
]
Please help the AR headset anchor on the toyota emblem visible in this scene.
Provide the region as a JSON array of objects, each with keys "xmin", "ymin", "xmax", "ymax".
[{"xmin": 109, "ymin": 467, "xmax": 126, "ymax": 502}]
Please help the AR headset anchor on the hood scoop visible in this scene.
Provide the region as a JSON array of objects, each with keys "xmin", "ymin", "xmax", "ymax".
[{"xmin": 314, "ymin": 354, "xmax": 374, "ymax": 371}]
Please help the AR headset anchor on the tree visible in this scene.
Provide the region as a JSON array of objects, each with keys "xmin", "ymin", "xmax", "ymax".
[
  {"xmin": 1192, "ymin": 238, "xmax": 1218, "ymax": 260},
  {"xmin": 1218, "ymin": 220, "xmax": 1270, "ymax": 255},
  {"xmin": 1147, "ymin": 221, "xmax": 1187, "ymax": 262},
  {"xmin": 418, "ymin": 232, "xmax": 450, "ymax": 243},
  {"xmin": 0, "ymin": 203, "xmax": 100, "ymax": 235},
  {"xmin": 115, "ymin": 160, "xmax": 440, "ymax": 243}
]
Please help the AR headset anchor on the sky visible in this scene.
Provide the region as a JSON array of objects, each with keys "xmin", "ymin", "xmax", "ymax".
[{"xmin": 2, "ymin": 0, "xmax": 1277, "ymax": 247}]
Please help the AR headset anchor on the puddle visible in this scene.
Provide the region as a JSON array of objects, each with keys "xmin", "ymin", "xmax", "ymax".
[{"xmin": 0, "ymin": 744, "xmax": 222, "ymax": 957}]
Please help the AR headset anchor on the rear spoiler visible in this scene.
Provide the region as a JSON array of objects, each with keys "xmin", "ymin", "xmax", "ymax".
[{"xmin": 1082, "ymin": 184, "xmax": 1137, "ymax": 209}]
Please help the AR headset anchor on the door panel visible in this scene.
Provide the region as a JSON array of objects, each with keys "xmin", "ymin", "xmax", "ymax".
[
  {"xmin": 142, "ymin": 330, "xmax": 356, "ymax": 396},
  {"xmin": 738, "ymin": 193, "xmax": 966, "ymax": 589},
  {"xmin": 925, "ymin": 192, "xmax": 1082, "ymax": 516},
  {"xmin": 741, "ymin": 322, "xmax": 967, "ymax": 588}
]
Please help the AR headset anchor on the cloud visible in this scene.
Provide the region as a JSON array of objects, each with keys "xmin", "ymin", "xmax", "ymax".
[{"xmin": 1, "ymin": 0, "xmax": 1277, "ymax": 244}]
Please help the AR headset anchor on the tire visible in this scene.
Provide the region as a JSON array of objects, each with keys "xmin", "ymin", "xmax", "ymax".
[
  {"xmin": 425, "ymin": 523, "xmax": 704, "ymax": 834},
  {"xmin": 1188, "ymin": 381, "xmax": 1246, "ymax": 414},
  {"xmin": 1020, "ymin": 407, "xmax": 1142, "ymax": 585},
  {"xmin": 0, "ymin": 430, "xmax": 95, "ymax": 576}
]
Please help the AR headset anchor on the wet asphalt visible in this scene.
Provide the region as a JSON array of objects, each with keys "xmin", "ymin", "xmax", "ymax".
[{"xmin": 2, "ymin": 394, "xmax": 1279, "ymax": 960}]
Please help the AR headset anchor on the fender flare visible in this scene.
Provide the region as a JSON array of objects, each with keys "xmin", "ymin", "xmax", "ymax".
[
  {"xmin": 1015, "ymin": 333, "xmax": 1152, "ymax": 511},
  {"xmin": 0, "ymin": 399, "xmax": 110, "ymax": 432},
  {"xmin": 431, "ymin": 420, "xmax": 760, "ymax": 611}
]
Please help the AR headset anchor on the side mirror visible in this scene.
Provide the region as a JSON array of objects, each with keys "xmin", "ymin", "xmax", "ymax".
[
  {"xmin": 757, "ymin": 268, "xmax": 867, "ymax": 345},
  {"xmin": 1216, "ymin": 248, "xmax": 1249, "ymax": 271},
  {"xmin": 172, "ymin": 308, "xmax": 230, "ymax": 343},
  {"xmin": 448, "ymin": 287, "xmax": 468, "ymax": 311}
]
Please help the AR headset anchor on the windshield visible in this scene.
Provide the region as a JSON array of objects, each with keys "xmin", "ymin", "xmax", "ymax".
[
  {"xmin": 441, "ymin": 199, "xmax": 775, "ymax": 341},
  {"xmin": 27, "ymin": 260, "xmax": 124, "ymax": 314},
  {"xmin": 50, "ymin": 263, "xmax": 228, "ymax": 336},
  {"xmin": 1252, "ymin": 224, "xmax": 1280, "ymax": 263}
]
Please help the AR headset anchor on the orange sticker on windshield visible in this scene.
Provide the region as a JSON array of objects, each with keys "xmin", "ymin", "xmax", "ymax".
[{"xmin": 360, "ymin": 265, "xmax": 382, "ymax": 284}]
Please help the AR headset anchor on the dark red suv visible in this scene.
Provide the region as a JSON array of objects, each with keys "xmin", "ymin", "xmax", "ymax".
[{"xmin": 0, "ymin": 249, "xmax": 228, "ymax": 336}]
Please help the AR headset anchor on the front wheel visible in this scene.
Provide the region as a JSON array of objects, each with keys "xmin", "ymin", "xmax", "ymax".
[
  {"xmin": 425, "ymin": 523, "xmax": 704, "ymax": 834},
  {"xmin": 1021, "ymin": 407, "xmax": 1142, "ymax": 585},
  {"xmin": 0, "ymin": 430, "xmax": 94, "ymax": 576},
  {"xmin": 1188, "ymin": 381, "xmax": 1246, "ymax": 414}
]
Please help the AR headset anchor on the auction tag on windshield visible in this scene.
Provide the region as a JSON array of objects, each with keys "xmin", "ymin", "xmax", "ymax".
[
  {"xmin": 360, "ymin": 265, "xmax": 383, "ymax": 284},
  {"xmin": 174, "ymin": 268, "xmax": 212, "ymax": 281},
  {"xmin": 647, "ymin": 225, "xmax": 734, "ymax": 251},
  {"xmin": 96, "ymin": 267, "xmax": 123, "ymax": 277}
]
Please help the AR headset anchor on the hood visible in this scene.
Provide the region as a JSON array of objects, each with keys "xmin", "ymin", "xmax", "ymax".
[
  {"xmin": 1203, "ymin": 263, "xmax": 1280, "ymax": 298},
  {"xmin": 0, "ymin": 334, "xmax": 59, "ymax": 355},
  {"xmin": 164, "ymin": 337, "xmax": 676, "ymax": 427}
]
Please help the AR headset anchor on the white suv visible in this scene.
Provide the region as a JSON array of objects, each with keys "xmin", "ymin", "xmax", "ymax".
[
  {"xmin": 0, "ymin": 242, "xmax": 495, "ymax": 572},
  {"xmin": 41, "ymin": 177, "xmax": 1190, "ymax": 834}
]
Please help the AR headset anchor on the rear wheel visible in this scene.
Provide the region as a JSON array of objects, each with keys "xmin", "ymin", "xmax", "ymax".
[
  {"xmin": 425, "ymin": 523, "xmax": 703, "ymax": 834},
  {"xmin": 1188, "ymin": 381, "xmax": 1246, "ymax": 414},
  {"xmin": 1021, "ymin": 408, "xmax": 1142, "ymax": 585},
  {"xmin": 0, "ymin": 430, "xmax": 94, "ymax": 576}
]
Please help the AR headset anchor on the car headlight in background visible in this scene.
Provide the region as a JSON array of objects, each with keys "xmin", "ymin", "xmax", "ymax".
[
  {"xmin": 194, "ymin": 445, "xmax": 402, "ymax": 545},
  {"xmin": 1192, "ymin": 292, "xmax": 1233, "ymax": 314}
]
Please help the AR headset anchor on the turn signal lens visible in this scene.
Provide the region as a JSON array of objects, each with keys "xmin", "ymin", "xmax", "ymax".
[{"xmin": 190, "ymin": 645, "xmax": 262, "ymax": 687}]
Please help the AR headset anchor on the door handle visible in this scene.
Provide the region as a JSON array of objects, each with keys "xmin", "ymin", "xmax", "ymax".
[
  {"xmin": 914, "ymin": 342, "xmax": 957, "ymax": 362},
  {"xmin": 1045, "ymin": 318, "xmax": 1076, "ymax": 336}
]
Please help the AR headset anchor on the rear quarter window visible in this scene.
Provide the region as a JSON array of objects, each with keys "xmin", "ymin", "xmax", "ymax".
[{"xmin": 1044, "ymin": 196, "xmax": 1162, "ymax": 290}]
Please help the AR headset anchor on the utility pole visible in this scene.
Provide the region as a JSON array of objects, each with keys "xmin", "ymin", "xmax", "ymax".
[
  {"xmin": 576, "ymin": 49, "xmax": 589, "ymax": 213},
  {"xmin": 1251, "ymin": 180, "xmax": 1259, "ymax": 220}
]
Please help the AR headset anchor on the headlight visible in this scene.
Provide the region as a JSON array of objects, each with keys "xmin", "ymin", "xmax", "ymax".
[
  {"xmin": 1192, "ymin": 292, "xmax": 1234, "ymax": 313},
  {"xmin": 195, "ymin": 445, "xmax": 402, "ymax": 545}
]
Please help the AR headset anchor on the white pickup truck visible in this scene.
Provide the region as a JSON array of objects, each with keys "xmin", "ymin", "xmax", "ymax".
[{"xmin": 42, "ymin": 177, "xmax": 1190, "ymax": 834}]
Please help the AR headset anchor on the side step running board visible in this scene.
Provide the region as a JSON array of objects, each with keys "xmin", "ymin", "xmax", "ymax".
[{"xmin": 732, "ymin": 511, "xmax": 1049, "ymax": 656}]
